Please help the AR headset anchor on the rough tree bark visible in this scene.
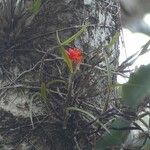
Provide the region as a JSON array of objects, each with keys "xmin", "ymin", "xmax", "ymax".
[{"xmin": 0, "ymin": 0, "xmax": 120, "ymax": 149}]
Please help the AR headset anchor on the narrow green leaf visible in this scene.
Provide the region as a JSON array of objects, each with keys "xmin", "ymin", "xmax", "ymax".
[
  {"xmin": 107, "ymin": 32, "xmax": 120, "ymax": 49},
  {"xmin": 61, "ymin": 22, "xmax": 90, "ymax": 46},
  {"xmin": 103, "ymin": 51, "xmax": 112, "ymax": 88},
  {"xmin": 31, "ymin": 0, "xmax": 41, "ymax": 14},
  {"xmin": 67, "ymin": 107, "xmax": 110, "ymax": 134},
  {"xmin": 47, "ymin": 79, "xmax": 66, "ymax": 86},
  {"xmin": 56, "ymin": 31, "xmax": 73, "ymax": 73},
  {"xmin": 103, "ymin": 32, "xmax": 120, "ymax": 87},
  {"xmin": 119, "ymin": 51, "xmax": 139, "ymax": 69},
  {"xmin": 139, "ymin": 39, "xmax": 150, "ymax": 56},
  {"xmin": 61, "ymin": 46, "xmax": 73, "ymax": 73},
  {"xmin": 40, "ymin": 82, "xmax": 47, "ymax": 100}
]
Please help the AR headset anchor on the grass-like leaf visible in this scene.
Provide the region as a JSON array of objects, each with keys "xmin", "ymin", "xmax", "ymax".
[
  {"xmin": 103, "ymin": 32, "xmax": 120, "ymax": 88},
  {"xmin": 103, "ymin": 50, "xmax": 112, "ymax": 88},
  {"xmin": 56, "ymin": 30, "xmax": 73, "ymax": 73},
  {"xmin": 61, "ymin": 22, "xmax": 90, "ymax": 46},
  {"xmin": 107, "ymin": 32, "xmax": 120, "ymax": 49},
  {"xmin": 67, "ymin": 107, "xmax": 110, "ymax": 134},
  {"xmin": 40, "ymin": 82, "xmax": 47, "ymax": 100},
  {"xmin": 139, "ymin": 39, "xmax": 150, "ymax": 56},
  {"xmin": 31, "ymin": 0, "xmax": 41, "ymax": 14},
  {"xmin": 47, "ymin": 79, "xmax": 66, "ymax": 86},
  {"xmin": 118, "ymin": 50, "xmax": 140, "ymax": 71}
]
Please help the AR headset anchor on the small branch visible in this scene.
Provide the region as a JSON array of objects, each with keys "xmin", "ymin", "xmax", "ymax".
[{"xmin": 0, "ymin": 84, "xmax": 40, "ymax": 90}]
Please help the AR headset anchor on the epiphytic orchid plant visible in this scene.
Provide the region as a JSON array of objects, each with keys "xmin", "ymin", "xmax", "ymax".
[{"xmin": 56, "ymin": 22, "xmax": 89, "ymax": 73}]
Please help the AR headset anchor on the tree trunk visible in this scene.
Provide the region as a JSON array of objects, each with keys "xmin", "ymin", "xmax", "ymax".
[{"xmin": 0, "ymin": 0, "xmax": 120, "ymax": 149}]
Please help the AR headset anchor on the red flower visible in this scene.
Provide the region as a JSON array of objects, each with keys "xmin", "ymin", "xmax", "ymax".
[{"xmin": 66, "ymin": 47, "xmax": 83, "ymax": 64}]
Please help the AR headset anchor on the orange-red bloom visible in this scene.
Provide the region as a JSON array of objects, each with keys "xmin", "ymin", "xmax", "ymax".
[{"xmin": 66, "ymin": 47, "xmax": 83, "ymax": 64}]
